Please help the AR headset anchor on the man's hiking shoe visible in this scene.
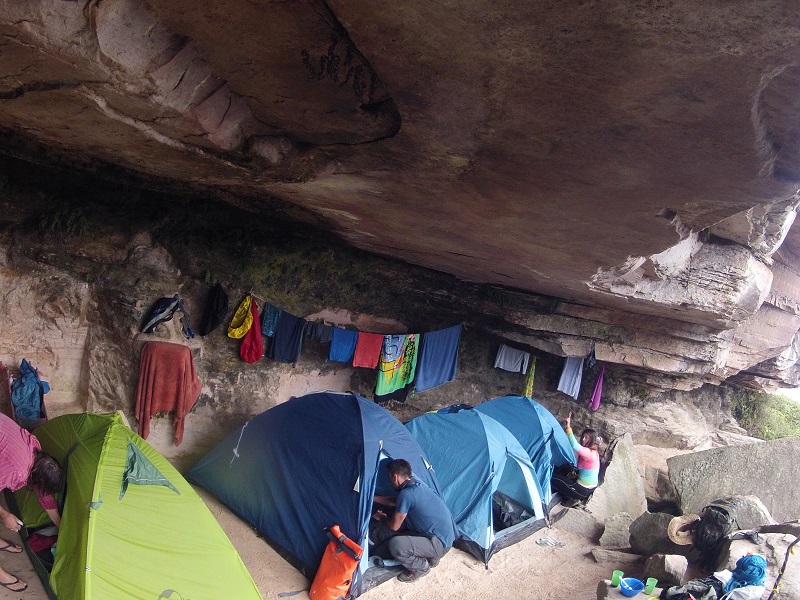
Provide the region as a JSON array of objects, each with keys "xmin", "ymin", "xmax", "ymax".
[
  {"xmin": 398, "ymin": 568, "xmax": 430, "ymax": 583},
  {"xmin": 428, "ymin": 556, "xmax": 440, "ymax": 568}
]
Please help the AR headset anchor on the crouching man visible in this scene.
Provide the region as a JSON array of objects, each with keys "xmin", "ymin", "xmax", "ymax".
[{"xmin": 372, "ymin": 459, "xmax": 458, "ymax": 583}]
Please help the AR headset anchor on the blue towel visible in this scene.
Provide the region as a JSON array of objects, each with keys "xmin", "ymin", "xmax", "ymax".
[
  {"xmin": 414, "ymin": 325, "xmax": 462, "ymax": 392},
  {"xmin": 329, "ymin": 328, "xmax": 358, "ymax": 362},
  {"xmin": 260, "ymin": 303, "xmax": 283, "ymax": 337}
]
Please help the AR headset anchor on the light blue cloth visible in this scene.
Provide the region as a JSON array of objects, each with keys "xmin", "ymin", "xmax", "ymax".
[
  {"xmin": 329, "ymin": 328, "xmax": 358, "ymax": 362},
  {"xmin": 494, "ymin": 344, "xmax": 529, "ymax": 374},
  {"xmin": 557, "ymin": 357, "xmax": 584, "ymax": 399},
  {"xmin": 414, "ymin": 325, "xmax": 462, "ymax": 392},
  {"xmin": 11, "ymin": 359, "xmax": 50, "ymax": 420}
]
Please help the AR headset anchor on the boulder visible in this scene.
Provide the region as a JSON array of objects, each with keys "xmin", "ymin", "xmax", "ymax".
[
  {"xmin": 586, "ymin": 433, "xmax": 647, "ymax": 522},
  {"xmin": 667, "ymin": 438, "xmax": 800, "ymax": 522},
  {"xmin": 600, "ymin": 512, "xmax": 633, "ymax": 548},
  {"xmin": 718, "ymin": 495, "xmax": 776, "ymax": 529},
  {"xmin": 629, "ymin": 512, "xmax": 690, "ymax": 557},
  {"xmin": 643, "ymin": 554, "xmax": 688, "ymax": 586},
  {"xmin": 553, "ymin": 507, "xmax": 604, "ymax": 542},
  {"xmin": 591, "ymin": 548, "xmax": 643, "ymax": 565}
]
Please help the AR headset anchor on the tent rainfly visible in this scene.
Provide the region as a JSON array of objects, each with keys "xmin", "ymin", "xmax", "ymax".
[{"xmin": 12, "ymin": 412, "xmax": 262, "ymax": 600}]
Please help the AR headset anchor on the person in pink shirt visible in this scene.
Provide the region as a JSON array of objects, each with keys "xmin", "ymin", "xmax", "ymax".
[
  {"xmin": 0, "ymin": 413, "xmax": 63, "ymax": 593},
  {"xmin": 550, "ymin": 412, "xmax": 601, "ymax": 505}
]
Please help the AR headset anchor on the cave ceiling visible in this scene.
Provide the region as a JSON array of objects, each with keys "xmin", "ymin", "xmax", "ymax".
[{"xmin": 3, "ymin": 0, "xmax": 800, "ymax": 313}]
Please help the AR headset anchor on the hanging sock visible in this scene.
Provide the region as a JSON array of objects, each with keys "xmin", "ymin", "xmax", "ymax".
[
  {"xmin": 523, "ymin": 356, "xmax": 537, "ymax": 399},
  {"xmin": 589, "ymin": 364, "xmax": 605, "ymax": 411}
]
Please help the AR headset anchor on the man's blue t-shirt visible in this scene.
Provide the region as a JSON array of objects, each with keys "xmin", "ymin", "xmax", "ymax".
[{"xmin": 395, "ymin": 478, "xmax": 458, "ymax": 548}]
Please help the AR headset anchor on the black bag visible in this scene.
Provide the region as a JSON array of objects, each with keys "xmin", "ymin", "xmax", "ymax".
[{"xmin": 694, "ymin": 499, "xmax": 739, "ymax": 565}]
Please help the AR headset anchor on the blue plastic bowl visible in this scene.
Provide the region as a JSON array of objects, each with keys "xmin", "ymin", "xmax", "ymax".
[{"xmin": 619, "ymin": 577, "xmax": 645, "ymax": 597}]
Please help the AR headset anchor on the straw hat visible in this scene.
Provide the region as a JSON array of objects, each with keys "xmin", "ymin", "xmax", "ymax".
[{"xmin": 667, "ymin": 514, "xmax": 701, "ymax": 545}]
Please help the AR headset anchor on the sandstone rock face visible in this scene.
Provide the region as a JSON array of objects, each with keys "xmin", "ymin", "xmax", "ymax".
[
  {"xmin": 667, "ymin": 439, "xmax": 800, "ymax": 523},
  {"xmin": 4, "ymin": 2, "xmax": 800, "ymax": 393}
]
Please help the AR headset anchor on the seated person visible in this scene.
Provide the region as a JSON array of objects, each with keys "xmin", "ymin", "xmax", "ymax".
[
  {"xmin": 550, "ymin": 412, "xmax": 600, "ymax": 504},
  {"xmin": 659, "ymin": 554, "xmax": 767, "ymax": 600},
  {"xmin": 371, "ymin": 459, "xmax": 458, "ymax": 584}
]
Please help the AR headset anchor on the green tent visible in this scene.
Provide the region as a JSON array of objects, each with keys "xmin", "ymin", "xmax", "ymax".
[{"xmin": 13, "ymin": 412, "xmax": 263, "ymax": 600}]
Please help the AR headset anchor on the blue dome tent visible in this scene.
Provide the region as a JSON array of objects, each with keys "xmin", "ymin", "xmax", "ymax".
[
  {"xmin": 474, "ymin": 395, "xmax": 576, "ymax": 507},
  {"xmin": 188, "ymin": 391, "xmax": 441, "ymax": 597},
  {"xmin": 405, "ymin": 410, "xmax": 546, "ymax": 564}
]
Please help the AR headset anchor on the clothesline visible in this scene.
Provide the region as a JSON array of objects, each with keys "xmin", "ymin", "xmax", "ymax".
[{"xmin": 219, "ymin": 291, "xmax": 464, "ymax": 396}]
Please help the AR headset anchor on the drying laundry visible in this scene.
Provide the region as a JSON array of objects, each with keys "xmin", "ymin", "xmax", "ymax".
[
  {"xmin": 269, "ymin": 312, "xmax": 306, "ymax": 366},
  {"xmin": 260, "ymin": 303, "xmax": 283, "ymax": 337},
  {"xmin": 523, "ymin": 356, "xmax": 537, "ymax": 399},
  {"xmin": 494, "ymin": 344, "xmax": 530, "ymax": 374},
  {"xmin": 228, "ymin": 296, "xmax": 254, "ymax": 339},
  {"xmin": 134, "ymin": 341, "xmax": 202, "ymax": 446},
  {"xmin": 375, "ymin": 334, "xmax": 419, "ymax": 396},
  {"xmin": 589, "ymin": 364, "xmax": 604, "ymax": 411},
  {"xmin": 557, "ymin": 356, "xmax": 584, "ymax": 399},
  {"xmin": 414, "ymin": 324, "xmax": 462, "ymax": 392},
  {"xmin": 329, "ymin": 328, "xmax": 358, "ymax": 362},
  {"xmin": 240, "ymin": 300, "xmax": 263, "ymax": 364},
  {"xmin": 352, "ymin": 332, "xmax": 384, "ymax": 368}
]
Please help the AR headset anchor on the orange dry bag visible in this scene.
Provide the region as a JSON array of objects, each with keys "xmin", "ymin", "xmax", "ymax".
[{"xmin": 309, "ymin": 525, "xmax": 364, "ymax": 600}]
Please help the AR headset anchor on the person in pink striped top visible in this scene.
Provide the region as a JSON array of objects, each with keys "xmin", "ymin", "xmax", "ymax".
[
  {"xmin": 550, "ymin": 412, "xmax": 601, "ymax": 505},
  {"xmin": 0, "ymin": 413, "xmax": 63, "ymax": 593}
]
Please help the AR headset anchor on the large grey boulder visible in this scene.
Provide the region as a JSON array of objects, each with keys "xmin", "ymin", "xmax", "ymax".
[
  {"xmin": 586, "ymin": 433, "xmax": 647, "ymax": 522},
  {"xmin": 667, "ymin": 438, "xmax": 800, "ymax": 522},
  {"xmin": 553, "ymin": 507, "xmax": 604, "ymax": 542},
  {"xmin": 629, "ymin": 512, "xmax": 690, "ymax": 557},
  {"xmin": 643, "ymin": 554, "xmax": 688, "ymax": 586},
  {"xmin": 719, "ymin": 495, "xmax": 776, "ymax": 529}
]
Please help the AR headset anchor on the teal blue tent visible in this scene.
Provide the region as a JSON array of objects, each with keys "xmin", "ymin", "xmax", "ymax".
[
  {"xmin": 474, "ymin": 395, "xmax": 576, "ymax": 507},
  {"xmin": 405, "ymin": 410, "xmax": 545, "ymax": 563}
]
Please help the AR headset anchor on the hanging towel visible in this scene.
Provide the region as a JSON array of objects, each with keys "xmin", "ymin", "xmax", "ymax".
[
  {"xmin": 523, "ymin": 356, "xmax": 537, "ymax": 399},
  {"xmin": 589, "ymin": 364, "xmax": 604, "ymax": 411},
  {"xmin": 198, "ymin": 282, "xmax": 229, "ymax": 336},
  {"xmin": 134, "ymin": 341, "xmax": 202, "ymax": 446},
  {"xmin": 494, "ymin": 344, "xmax": 530, "ymax": 374},
  {"xmin": 304, "ymin": 322, "xmax": 333, "ymax": 342},
  {"xmin": 352, "ymin": 332, "xmax": 384, "ymax": 368},
  {"xmin": 557, "ymin": 356, "xmax": 584, "ymax": 399},
  {"xmin": 329, "ymin": 328, "xmax": 358, "ymax": 362},
  {"xmin": 376, "ymin": 334, "xmax": 419, "ymax": 395},
  {"xmin": 228, "ymin": 296, "xmax": 254, "ymax": 339},
  {"xmin": 240, "ymin": 300, "xmax": 264, "ymax": 363},
  {"xmin": 11, "ymin": 359, "xmax": 49, "ymax": 420},
  {"xmin": 261, "ymin": 303, "xmax": 282, "ymax": 337},
  {"xmin": 414, "ymin": 325, "xmax": 462, "ymax": 392},
  {"xmin": 270, "ymin": 312, "xmax": 306, "ymax": 366}
]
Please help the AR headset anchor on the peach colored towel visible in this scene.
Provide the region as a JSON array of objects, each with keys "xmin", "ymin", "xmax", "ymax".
[{"xmin": 135, "ymin": 341, "xmax": 201, "ymax": 446}]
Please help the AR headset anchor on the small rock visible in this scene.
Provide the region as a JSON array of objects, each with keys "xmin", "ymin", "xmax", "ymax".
[
  {"xmin": 600, "ymin": 512, "xmax": 633, "ymax": 548},
  {"xmin": 643, "ymin": 553, "xmax": 688, "ymax": 586}
]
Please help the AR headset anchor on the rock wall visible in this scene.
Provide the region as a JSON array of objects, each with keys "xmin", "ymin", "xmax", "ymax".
[{"xmin": 0, "ymin": 165, "xmax": 782, "ymax": 471}]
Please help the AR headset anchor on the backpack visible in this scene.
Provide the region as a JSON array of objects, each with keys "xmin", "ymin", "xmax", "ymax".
[{"xmin": 694, "ymin": 499, "xmax": 740, "ymax": 565}]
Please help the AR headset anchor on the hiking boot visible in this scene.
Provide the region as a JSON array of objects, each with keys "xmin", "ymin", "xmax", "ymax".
[
  {"xmin": 397, "ymin": 568, "xmax": 430, "ymax": 583},
  {"xmin": 428, "ymin": 556, "xmax": 440, "ymax": 568}
]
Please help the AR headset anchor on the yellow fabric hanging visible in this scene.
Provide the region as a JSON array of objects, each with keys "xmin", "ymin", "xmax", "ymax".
[
  {"xmin": 227, "ymin": 296, "xmax": 254, "ymax": 339},
  {"xmin": 523, "ymin": 356, "xmax": 536, "ymax": 398}
]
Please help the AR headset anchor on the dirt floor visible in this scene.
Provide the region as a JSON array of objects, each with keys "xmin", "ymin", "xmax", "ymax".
[{"xmin": 0, "ymin": 490, "xmax": 642, "ymax": 600}]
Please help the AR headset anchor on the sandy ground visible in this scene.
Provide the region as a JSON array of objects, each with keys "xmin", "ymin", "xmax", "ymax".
[{"xmin": 0, "ymin": 489, "xmax": 641, "ymax": 600}]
